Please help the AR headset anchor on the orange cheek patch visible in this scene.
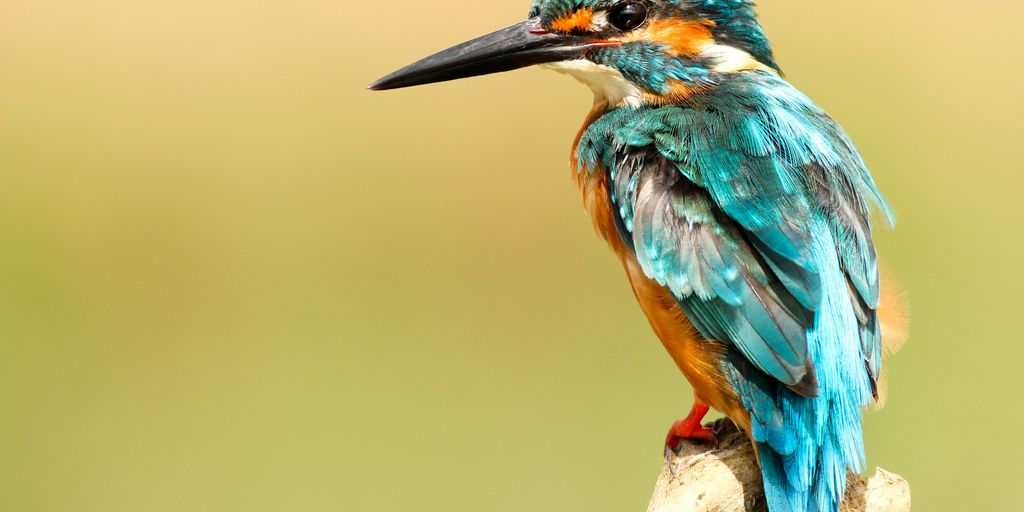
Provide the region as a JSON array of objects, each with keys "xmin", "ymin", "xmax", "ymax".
[
  {"xmin": 624, "ymin": 19, "xmax": 716, "ymax": 56},
  {"xmin": 551, "ymin": 8, "xmax": 595, "ymax": 33}
]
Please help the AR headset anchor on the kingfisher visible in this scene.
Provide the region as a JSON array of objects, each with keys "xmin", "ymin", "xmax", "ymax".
[{"xmin": 370, "ymin": 1, "xmax": 907, "ymax": 510}]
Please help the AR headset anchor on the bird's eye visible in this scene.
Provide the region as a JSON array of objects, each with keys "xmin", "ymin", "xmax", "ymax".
[{"xmin": 608, "ymin": 2, "xmax": 648, "ymax": 32}]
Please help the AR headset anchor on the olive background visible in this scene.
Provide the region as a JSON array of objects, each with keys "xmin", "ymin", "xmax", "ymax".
[{"xmin": 2, "ymin": 1, "xmax": 1022, "ymax": 510}]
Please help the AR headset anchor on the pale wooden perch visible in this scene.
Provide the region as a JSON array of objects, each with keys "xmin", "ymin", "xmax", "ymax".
[{"xmin": 648, "ymin": 419, "xmax": 910, "ymax": 512}]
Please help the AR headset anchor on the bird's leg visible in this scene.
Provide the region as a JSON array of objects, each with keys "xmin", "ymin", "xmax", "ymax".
[{"xmin": 665, "ymin": 400, "xmax": 718, "ymax": 450}]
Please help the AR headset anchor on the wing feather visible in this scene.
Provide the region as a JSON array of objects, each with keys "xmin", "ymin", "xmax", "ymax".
[
  {"xmin": 627, "ymin": 149, "xmax": 817, "ymax": 392},
  {"xmin": 577, "ymin": 71, "xmax": 891, "ymax": 393}
]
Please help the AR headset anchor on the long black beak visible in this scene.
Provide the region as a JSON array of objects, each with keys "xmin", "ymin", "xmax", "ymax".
[{"xmin": 368, "ymin": 18, "xmax": 604, "ymax": 91}]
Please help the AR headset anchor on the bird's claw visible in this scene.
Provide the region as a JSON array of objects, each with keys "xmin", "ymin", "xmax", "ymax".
[
  {"xmin": 664, "ymin": 401, "xmax": 717, "ymax": 454},
  {"xmin": 664, "ymin": 419, "xmax": 719, "ymax": 452}
]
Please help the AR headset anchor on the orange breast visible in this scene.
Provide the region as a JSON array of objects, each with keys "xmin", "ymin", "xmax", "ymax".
[{"xmin": 571, "ymin": 104, "xmax": 748, "ymax": 428}]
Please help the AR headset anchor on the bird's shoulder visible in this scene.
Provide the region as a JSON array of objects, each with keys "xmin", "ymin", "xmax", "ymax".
[{"xmin": 576, "ymin": 70, "xmax": 892, "ymax": 249}]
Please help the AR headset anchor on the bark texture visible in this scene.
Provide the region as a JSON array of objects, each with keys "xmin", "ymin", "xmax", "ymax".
[{"xmin": 648, "ymin": 420, "xmax": 910, "ymax": 512}]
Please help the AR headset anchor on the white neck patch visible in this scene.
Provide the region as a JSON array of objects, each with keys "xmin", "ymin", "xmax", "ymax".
[{"xmin": 701, "ymin": 44, "xmax": 776, "ymax": 74}]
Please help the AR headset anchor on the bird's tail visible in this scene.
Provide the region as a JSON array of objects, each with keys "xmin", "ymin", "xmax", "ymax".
[
  {"xmin": 756, "ymin": 394, "xmax": 866, "ymax": 512},
  {"xmin": 735, "ymin": 231, "xmax": 875, "ymax": 512},
  {"xmin": 731, "ymin": 348, "xmax": 870, "ymax": 512}
]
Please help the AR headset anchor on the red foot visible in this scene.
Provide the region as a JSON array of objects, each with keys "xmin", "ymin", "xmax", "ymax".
[{"xmin": 665, "ymin": 402, "xmax": 718, "ymax": 450}]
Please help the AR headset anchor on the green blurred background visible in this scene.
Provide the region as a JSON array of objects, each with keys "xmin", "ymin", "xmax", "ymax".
[{"xmin": 1, "ymin": 0, "xmax": 1021, "ymax": 510}]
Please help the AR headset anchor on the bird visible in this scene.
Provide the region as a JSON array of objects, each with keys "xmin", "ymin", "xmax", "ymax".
[{"xmin": 369, "ymin": 1, "xmax": 907, "ymax": 511}]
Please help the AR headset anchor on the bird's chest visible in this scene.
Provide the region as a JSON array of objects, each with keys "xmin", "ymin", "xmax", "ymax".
[
  {"xmin": 575, "ymin": 168, "xmax": 624, "ymax": 249},
  {"xmin": 571, "ymin": 104, "xmax": 628, "ymax": 249}
]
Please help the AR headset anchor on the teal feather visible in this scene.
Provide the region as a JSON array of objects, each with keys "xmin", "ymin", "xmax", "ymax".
[
  {"xmin": 578, "ymin": 70, "xmax": 891, "ymax": 511},
  {"xmin": 589, "ymin": 43, "xmax": 713, "ymax": 93}
]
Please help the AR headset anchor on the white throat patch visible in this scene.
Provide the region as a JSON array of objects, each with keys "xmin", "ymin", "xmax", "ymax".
[{"xmin": 541, "ymin": 60, "xmax": 644, "ymax": 108}]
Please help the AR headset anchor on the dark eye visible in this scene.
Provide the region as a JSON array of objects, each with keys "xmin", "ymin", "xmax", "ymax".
[{"xmin": 608, "ymin": 2, "xmax": 648, "ymax": 31}]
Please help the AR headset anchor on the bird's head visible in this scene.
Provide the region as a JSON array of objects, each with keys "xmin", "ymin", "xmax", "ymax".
[{"xmin": 370, "ymin": 0, "xmax": 779, "ymax": 106}]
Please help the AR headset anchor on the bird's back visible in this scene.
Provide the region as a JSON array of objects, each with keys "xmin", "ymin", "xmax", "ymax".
[{"xmin": 574, "ymin": 70, "xmax": 893, "ymax": 511}]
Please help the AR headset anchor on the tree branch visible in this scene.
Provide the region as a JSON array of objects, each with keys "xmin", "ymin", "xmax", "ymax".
[{"xmin": 648, "ymin": 419, "xmax": 910, "ymax": 512}]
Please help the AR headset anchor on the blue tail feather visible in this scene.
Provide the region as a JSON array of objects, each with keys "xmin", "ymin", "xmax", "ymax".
[{"xmin": 730, "ymin": 223, "xmax": 873, "ymax": 512}]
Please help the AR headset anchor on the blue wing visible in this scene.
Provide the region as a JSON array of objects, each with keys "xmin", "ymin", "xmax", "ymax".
[
  {"xmin": 612, "ymin": 149, "xmax": 819, "ymax": 394},
  {"xmin": 578, "ymin": 71, "xmax": 892, "ymax": 394}
]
